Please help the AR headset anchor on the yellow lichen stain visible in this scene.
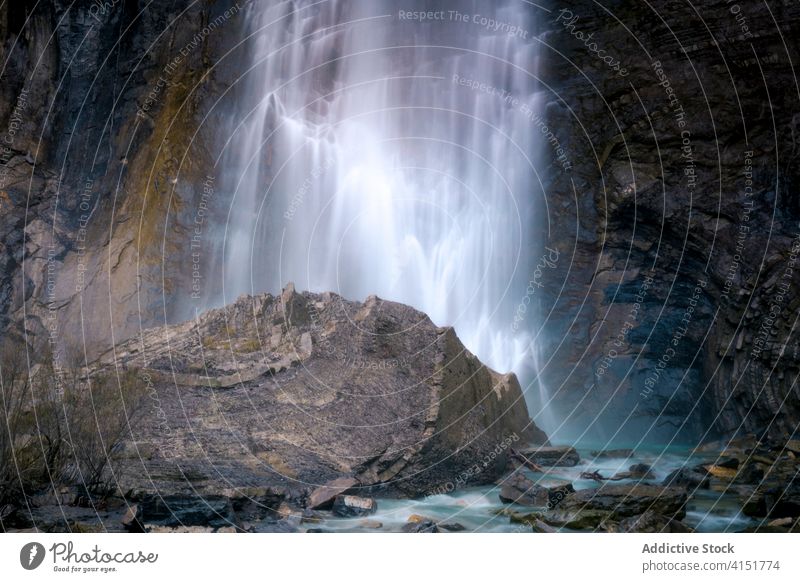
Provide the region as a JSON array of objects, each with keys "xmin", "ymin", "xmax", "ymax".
[{"xmin": 120, "ymin": 64, "xmax": 214, "ymax": 268}]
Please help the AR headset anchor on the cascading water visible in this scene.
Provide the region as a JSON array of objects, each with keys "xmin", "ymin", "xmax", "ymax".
[{"xmin": 217, "ymin": 0, "xmax": 549, "ymax": 422}]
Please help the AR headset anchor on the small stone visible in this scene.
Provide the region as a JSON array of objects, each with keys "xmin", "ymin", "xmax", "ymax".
[
  {"xmin": 331, "ymin": 495, "xmax": 377, "ymax": 517},
  {"xmin": 306, "ymin": 477, "xmax": 358, "ymax": 510}
]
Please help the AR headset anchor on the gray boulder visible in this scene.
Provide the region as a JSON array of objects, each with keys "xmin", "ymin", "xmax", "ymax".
[{"xmin": 100, "ymin": 287, "xmax": 547, "ymax": 499}]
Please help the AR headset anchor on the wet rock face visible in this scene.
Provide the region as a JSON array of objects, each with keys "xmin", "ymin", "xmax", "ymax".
[
  {"xmin": 534, "ymin": 0, "xmax": 800, "ymax": 442},
  {"xmin": 100, "ymin": 288, "xmax": 547, "ymax": 499},
  {"xmin": 0, "ymin": 0, "xmax": 245, "ymax": 350}
]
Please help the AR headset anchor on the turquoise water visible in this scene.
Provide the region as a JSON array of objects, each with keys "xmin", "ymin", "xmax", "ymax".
[{"xmin": 313, "ymin": 446, "xmax": 758, "ymax": 533}]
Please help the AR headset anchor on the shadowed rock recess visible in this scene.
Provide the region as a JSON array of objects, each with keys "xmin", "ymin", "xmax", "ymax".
[{"xmin": 99, "ymin": 285, "xmax": 547, "ymax": 500}]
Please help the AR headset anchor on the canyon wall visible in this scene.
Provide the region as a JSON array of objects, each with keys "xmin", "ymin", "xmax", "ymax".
[
  {"xmin": 1, "ymin": 0, "xmax": 798, "ymax": 444},
  {"xmin": 0, "ymin": 0, "xmax": 243, "ymax": 355},
  {"xmin": 535, "ymin": 0, "xmax": 800, "ymax": 443}
]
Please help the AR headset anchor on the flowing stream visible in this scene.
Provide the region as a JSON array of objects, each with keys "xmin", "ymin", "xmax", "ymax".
[{"xmin": 217, "ymin": 0, "xmax": 547, "ymax": 411}]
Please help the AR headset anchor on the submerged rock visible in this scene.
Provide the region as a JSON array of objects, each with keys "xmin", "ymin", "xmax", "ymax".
[{"xmin": 99, "ymin": 288, "xmax": 547, "ymax": 502}]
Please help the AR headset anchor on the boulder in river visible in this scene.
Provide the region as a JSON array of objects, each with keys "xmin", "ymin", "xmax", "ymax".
[
  {"xmin": 615, "ymin": 510, "xmax": 694, "ymax": 533},
  {"xmin": 662, "ymin": 466, "xmax": 710, "ymax": 489},
  {"xmin": 498, "ymin": 472, "xmax": 575, "ymax": 508},
  {"xmin": 542, "ymin": 484, "xmax": 688, "ymax": 530},
  {"xmin": 331, "ymin": 495, "xmax": 377, "ymax": 518},
  {"xmin": 99, "ymin": 287, "xmax": 547, "ymax": 503},
  {"xmin": 498, "ymin": 473, "xmax": 549, "ymax": 506},
  {"xmin": 515, "ymin": 446, "xmax": 580, "ymax": 467}
]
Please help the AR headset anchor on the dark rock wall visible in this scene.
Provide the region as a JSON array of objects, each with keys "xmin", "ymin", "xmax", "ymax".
[
  {"xmin": 0, "ymin": 0, "xmax": 243, "ymax": 353},
  {"xmin": 1, "ymin": 1, "xmax": 798, "ymax": 445},
  {"xmin": 535, "ymin": 0, "xmax": 800, "ymax": 443}
]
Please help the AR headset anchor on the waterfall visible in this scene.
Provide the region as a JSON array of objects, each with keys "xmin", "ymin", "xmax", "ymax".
[{"xmin": 217, "ymin": 0, "xmax": 545, "ymax": 387}]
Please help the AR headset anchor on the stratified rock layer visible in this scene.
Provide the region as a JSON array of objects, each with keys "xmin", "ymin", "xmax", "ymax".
[{"xmin": 100, "ymin": 285, "xmax": 547, "ymax": 498}]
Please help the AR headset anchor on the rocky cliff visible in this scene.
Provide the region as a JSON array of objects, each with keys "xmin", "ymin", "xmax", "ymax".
[
  {"xmin": 533, "ymin": 0, "xmax": 800, "ymax": 443},
  {"xmin": 1, "ymin": 0, "xmax": 799, "ymax": 446},
  {"xmin": 0, "ymin": 0, "xmax": 245, "ymax": 352},
  {"xmin": 97, "ymin": 285, "xmax": 545, "ymax": 498}
]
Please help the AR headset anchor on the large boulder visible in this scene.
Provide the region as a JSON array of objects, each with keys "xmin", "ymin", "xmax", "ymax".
[
  {"xmin": 99, "ymin": 287, "xmax": 547, "ymax": 499},
  {"xmin": 498, "ymin": 473, "xmax": 549, "ymax": 506}
]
